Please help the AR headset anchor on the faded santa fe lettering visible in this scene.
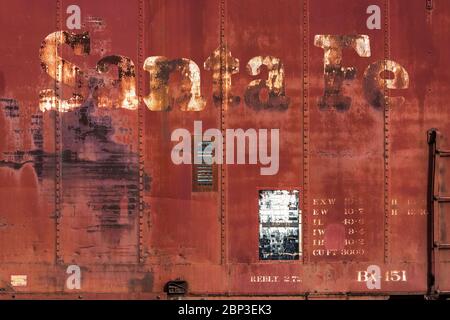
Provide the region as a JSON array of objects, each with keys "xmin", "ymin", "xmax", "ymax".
[
  {"xmin": 204, "ymin": 46, "xmax": 240, "ymax": 107},
  {"xmin": 39, "ymin": 31, "xmax": 90, "ymax": 112},
  {"xmin": 39, "ymin": 31, "xmax": 139, "ymax": 112},
  {"xmin": 96, "ymin": 55, "xmax": 139, "ymax": 110},
  {"xmin": 142, "ymin": 56, "xmax": 206, "ymax": 111},
  {"xmin": 314, "ymin": 34, "xmax": 371, "ymax": 111},
  {"xmin": 363, "ymin": 59, "xmax": 410, "ymax": 108},
  {"xmin": 171, "ymin": 121, "xmax": 279, "ymax": 176},
  {"xmin": 39, "ymin": 32, "xmax": 410, "ymax": 112},
  {"xmin": 244, "ymin": 56, "xmax": 290, "ymax": 110}
]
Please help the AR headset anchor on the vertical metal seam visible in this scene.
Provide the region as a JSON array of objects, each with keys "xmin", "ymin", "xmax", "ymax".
[
  {"xmin": 383, "ymin": 0, "xmax": 391, "ymax": 263},
  {"xmin": 426, "ymin": 129, "xmax": 438, "ymax": 296},
  {"xmin": 219, "ymin": 0, "xmax": 227, "ymax": 266},
  {"xmin": 302, "ymin": 0, "xmax": 309, "ymax": 263},
  {"xmin": 55, "ymin": 0, "xmax": 62, "ymax": 265},
  {"xmin": 138, "ymin": 0, "xmax": 145, "ymax": 264}
]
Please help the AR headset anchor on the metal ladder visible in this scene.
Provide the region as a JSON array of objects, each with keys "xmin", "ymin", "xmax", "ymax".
[{"xmin": 427, "ymin": 128, "xmax": 450, "ymax": 297}]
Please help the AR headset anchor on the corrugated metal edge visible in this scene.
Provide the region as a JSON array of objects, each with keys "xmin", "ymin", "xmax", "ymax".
[
  {"xmin": 55, "ymin": 0, "xmax": 63, "ymax": 265},
  {"xmin": 220, "ymin": 0, "xmax": 227, "ymax": 267},
  {"xmin": 302, "ymin": 0, "xmax": 310, "ymax": 263},
  {"xmin": 383, "ymin": 0, "xmax": 391, "ymax": 263},
  {"xmin": 138, "ymin": 0, "xmax": 146, "ymax": 264}
]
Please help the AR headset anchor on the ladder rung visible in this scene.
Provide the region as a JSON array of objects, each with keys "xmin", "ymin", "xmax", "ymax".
[
  {"xmin": 435, "ymin": 196, "xmax": 450, "ymax": 203},
  {"xmin": 438, "ymin": 150, "xmax": 450, "ymax": 157},
  {"xmin": 434, "ymin": 243, "xmax": 450, "ymax": 249}
]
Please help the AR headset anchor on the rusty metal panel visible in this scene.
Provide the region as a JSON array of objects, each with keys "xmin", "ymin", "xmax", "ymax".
[
  {"xmin": 224, "ymin": 0, "xmax": 304, "ymax": 295},
  {"xmin": 388, "ymin": 0, "xmax": 430, "ymax": 278},
  {"xmin": 307, "ymin": 0, "xmax": 386, "ymax": 268},
  {"xmin": 0, "ymin": 0, "xmax": 450, "ymax": 299},
  {"xmin": 54, "ymin": 0, "xmax": 142, "ymax": 265},
  {"xmin": 388, "ymin": 0, "xmax": 450, "ymax": 293},
  {"xmin": 143, "ymin": 0, "xmax": 222, "ymax": 267},
  {"xmin": 0, "ymin": 1, "xmax": 56, "ymax": 265}
]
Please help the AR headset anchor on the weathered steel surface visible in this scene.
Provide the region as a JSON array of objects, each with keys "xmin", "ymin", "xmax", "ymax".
[{"xmin": 0, "ymin": 0, "xmax": 449, "ymax": 298}]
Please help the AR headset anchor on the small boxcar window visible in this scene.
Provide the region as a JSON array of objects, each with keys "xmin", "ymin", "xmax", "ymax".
[
  {"xmin": 192, "ymin": 138, "xmax": 218, "ymax": 192},
  {"xmin": 259, "ymin": 190, "xmax": 301, "ymax": 260}
]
